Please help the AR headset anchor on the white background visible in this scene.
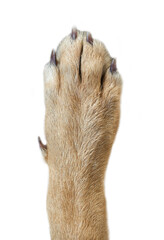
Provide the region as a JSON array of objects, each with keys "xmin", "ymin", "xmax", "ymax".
[{"xmin": 0, "ymin": 0, "xmax": 164, "ymax": 239}]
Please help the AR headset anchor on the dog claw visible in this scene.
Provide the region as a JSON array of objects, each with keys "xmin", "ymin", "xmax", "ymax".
[
  {"xmin": 110, "ymin": 58, "xmax": 117, "ymax": 74},
  {"xmin": 71, "ymin": 27, "xmax": 77, "ymax": 40},
  {"xmin": 86, "ymin": 32, "xmax": 93, "ymax": 45},
  {"xmin": 50, "ymin": 49, "xmax": 57, "ymax": 65},
  {"xmin": 38, "ymin": 136, "xmax": 47, "ymax": 151}
]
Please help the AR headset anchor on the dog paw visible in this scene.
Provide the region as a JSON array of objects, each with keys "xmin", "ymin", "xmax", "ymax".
[{"xmin": 41, "ymin": 28, "xmax": 122, "ymax": 164}]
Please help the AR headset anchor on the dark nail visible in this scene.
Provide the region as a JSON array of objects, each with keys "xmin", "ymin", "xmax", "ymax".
[
  {"xmin": 86, "ymin": 32, "xmax": 93, "ymax": 45},
  {"xmin": 50, "ymin": 49, "xmax": 57, "ymax": 65},
  {"xmin": 71, "ymin": 27, "xmax": 77, "ymax": 40},
  {"xmin": 38, "ymin": 136, "xmax": 47, "ymax": 151},
  {"xmin": 110, "ymin": 58, "xmax": 117, "ymax": 74}
]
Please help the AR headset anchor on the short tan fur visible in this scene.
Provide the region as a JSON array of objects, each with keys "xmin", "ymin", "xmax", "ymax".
[{"xmin": 39, "ymin": 28, "xmax": 122, "ymax": 240}]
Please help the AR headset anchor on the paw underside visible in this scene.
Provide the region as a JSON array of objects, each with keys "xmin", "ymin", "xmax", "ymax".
[{"xmin": 38, "ymin": 28, "xmax": 122, "ymax": 161}]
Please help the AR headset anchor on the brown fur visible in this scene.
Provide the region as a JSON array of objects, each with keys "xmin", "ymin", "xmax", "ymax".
[{"xmin": 39, "ymin": 30, "xmax": 122, "ymax": 239}]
